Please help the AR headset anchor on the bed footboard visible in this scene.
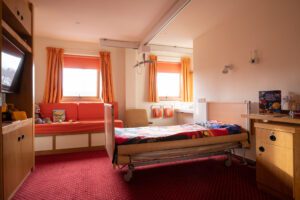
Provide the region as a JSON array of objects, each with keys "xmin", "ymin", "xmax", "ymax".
[{"xmin": 104, "ymin": 104, "xmax": 115, "ymax": 163}]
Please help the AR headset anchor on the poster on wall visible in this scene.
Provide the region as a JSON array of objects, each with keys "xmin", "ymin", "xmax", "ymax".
[{"xmin": 259, "ymin": 90, "xmax": 281, "ymax": 114}]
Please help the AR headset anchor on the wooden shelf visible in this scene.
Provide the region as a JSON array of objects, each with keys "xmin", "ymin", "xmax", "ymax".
[
  {"xmin": 1, "ymin": 20, "xmax": 32, "ymax": 53},
  {"xmin": 242, "ymin": 114, "xmax": 300, "ymax": 125}
]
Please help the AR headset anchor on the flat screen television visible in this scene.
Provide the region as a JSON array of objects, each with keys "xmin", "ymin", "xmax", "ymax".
[{"xmin": 1, "ymin": 36, "xmax": 25, "ymax": 93}]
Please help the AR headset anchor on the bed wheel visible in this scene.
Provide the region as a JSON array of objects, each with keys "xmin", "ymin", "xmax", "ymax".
[
  {"xmin": 124, "ymin": 164, "xmax": 134, "ymax": 182},
  {"xmin": 224, "ymin": 159, "xmax": 232, "ymax": 167},
  {"xmin": 124, "ymin": 170, "xmax": 133, "ymax": 182}
]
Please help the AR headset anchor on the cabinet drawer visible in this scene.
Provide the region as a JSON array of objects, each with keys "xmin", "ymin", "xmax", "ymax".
[
  {"xmin": 256, "ymin": 143, "xmax": 293, "ymax": 197},
  {"xmin": 256, "ymin": 128, "xmax": 293, "ymax": 149}
]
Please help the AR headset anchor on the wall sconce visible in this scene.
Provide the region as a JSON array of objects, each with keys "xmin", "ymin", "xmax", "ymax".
[
  {"xmin": 249, "ymin": 50, "xmax": 259, "ymax": 64},
  {"xmin": 222, "ymin": 65, "xmax": 233, "ymax": 74}
]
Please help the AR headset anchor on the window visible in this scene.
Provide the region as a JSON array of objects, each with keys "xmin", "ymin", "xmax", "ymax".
[
  {"xmin": 157, "ymin": 62, "xmax": 181, "ymax": 101},
  {"xmin": 62, "ymin": 55, "xmax": 100, "ymax": 101}
]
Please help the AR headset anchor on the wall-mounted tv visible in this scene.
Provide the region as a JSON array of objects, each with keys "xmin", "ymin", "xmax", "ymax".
[{"xmin": 1, "ymin": 36, "xmax": 25, "ymax": 93}]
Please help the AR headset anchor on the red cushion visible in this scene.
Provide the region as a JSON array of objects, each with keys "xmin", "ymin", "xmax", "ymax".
[
  {"xmin": 39, "ymin": 103, "xmax": 78, "ymax": 121},
  {"xmin": 35, "ymin": 120, "xmax": 123, "ymax": 135},
  {"xmin": 77, "ymin": 102, "xmax": 118, "ymax": 120}
]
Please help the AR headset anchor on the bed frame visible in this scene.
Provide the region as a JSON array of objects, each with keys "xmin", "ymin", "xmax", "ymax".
[{"xmin": 104, "ymin": 102, "xmax": 250, "ymax": 181}]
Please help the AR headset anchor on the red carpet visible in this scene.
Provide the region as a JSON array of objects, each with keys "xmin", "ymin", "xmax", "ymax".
[{"xmin": 13, "ymin": 151, "xmax": 276, "ymax": 200}]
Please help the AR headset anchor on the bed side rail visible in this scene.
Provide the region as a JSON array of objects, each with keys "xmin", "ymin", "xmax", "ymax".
[{"xmin": 104, "ymin": 103, "xmax": 115, "ymax": 162}]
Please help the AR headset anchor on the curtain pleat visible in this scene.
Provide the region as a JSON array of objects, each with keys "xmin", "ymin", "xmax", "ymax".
[
  {"xmin": 181, "ymin": 57, "xmax": 193, "ymax": 102},
  {"xmin": 148, "ymin": 55, "xmax": 159, "ymax": 102},
  {"xmin": 43, "ymin": 47, "xmax": 64, "ymax": 103},
  {"xmin": 100, "ymin": 51, "xmax": 114, "ymax": 103}
]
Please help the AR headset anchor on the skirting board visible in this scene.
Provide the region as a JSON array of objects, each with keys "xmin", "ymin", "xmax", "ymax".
[
  {"xmin": 35, "ymin": 132, "xmax": 105, "ymax": 155},
  {"xmin": 35, "ymin": 146, "xmax": 105, "ymax": 156}
]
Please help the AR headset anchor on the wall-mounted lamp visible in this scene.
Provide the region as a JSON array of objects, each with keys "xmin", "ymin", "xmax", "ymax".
[
  {"xmin": 250, "ymin": 50, "xmax": 259, "ymax": 64},
  {"xmin": 222, "ymin": 65, "xmax": 233, "ymax": 74}
]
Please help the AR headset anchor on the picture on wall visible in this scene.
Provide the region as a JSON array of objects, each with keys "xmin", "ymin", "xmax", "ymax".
[{"xmin": 259, "ymin": 90, "xmax": 281, "ymax": 114}]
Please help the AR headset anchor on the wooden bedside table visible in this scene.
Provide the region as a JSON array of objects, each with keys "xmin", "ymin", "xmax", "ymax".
[{"xmin": 255, "ymin": 122, "xmax": 300, "ymax": 200}]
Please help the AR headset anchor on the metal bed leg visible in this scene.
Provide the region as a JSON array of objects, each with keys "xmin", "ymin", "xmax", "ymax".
[
  {"xmin": 124, "ymin": 164, "xmax": 134, "ymax": 182},
  {"xmin": 241, "ymin": 148, "xmax": 248, "ymax": 165},
  {"xmin": 224, "ymin": 152, "xmax": 232, "ymax": 167}
]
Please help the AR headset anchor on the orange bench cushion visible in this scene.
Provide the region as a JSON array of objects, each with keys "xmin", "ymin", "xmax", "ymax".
[
  {"xmin": 39, "ymin": 103, "xmax": 78, "ymax": 121},
  {"xmin": 77, "ymin": 102, "xmax": 118, "ymax": 121},
  {"xmin": 35, "ymin": 120, "xmax": 123, "ymax": 135}
]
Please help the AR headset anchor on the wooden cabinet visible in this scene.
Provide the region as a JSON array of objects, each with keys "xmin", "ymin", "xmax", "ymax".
[
  {"xmin": 2, "ymin": 119, "xmax": 33, "ymax": 200},
  {"xmin": 3, "ymin": 0, "xmax": 32, "ymax": 35},
  {"xmin": 1, "ymin": 0, "xmax": 34, "ymax": 199},
  {"xmin": 255, "ymin": 122, "xmax": 300, "ymax": 200}
]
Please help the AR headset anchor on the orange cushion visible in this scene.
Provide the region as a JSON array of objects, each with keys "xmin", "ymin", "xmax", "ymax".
[
  {"xmin": 78, "ymin": 103, "xmax": 104, "ymax": 120},
  {"xmin": 35, "ymin": 120, "xmax": 123, "ymax": 135},
  {"xmin": 77, "ymin": 102, "xmax": 118, "ymax": 120},
  {"xmin": 39, "ymin": 103, "xmax": 78, "ymax": 121}
]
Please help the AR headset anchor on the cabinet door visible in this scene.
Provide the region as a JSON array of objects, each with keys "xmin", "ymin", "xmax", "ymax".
[
  {"xmin": 3, "ymin": 0, "xmax": 32, "ymax": 35},
  {"xmin": 3, "ymin": 0, "xmax": 17, "ymax": 15},
  {"xmin": 16, "ymin": 0, "xmax": 32, "ymax": 34},
  {"xmin": 3, "ymin": 130, "xmax": 22, "ymax": 200},
  {"xmin": 19, "ymin": 122, "xmax": 34, "ymax": 177},
  {"xmin": 256, "ymin": 142, "xmax": 293, "ymax": 197}
]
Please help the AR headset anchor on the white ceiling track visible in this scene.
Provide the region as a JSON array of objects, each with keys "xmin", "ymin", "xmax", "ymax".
[
  {"xmin": 100, "ymin": 39, "xmax": 140, "ymax": 49},
  {"xmin": 149, "ymin": 44, "xmax": 193, "ymax": 54},
  {"xmin": 139, "ymin": 0, "xmax": 191, "ymax": 51},
  {"xmin": 99, "ymin": 0, "xmax": 191, "ymax": 53}
]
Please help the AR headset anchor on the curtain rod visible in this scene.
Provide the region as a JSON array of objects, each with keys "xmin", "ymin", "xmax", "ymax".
[{"xmin": 64, "ymin": 48, "xmax": 99, "ymax": 57}]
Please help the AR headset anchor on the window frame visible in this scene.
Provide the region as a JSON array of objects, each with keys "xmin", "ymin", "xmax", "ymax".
[{"xmin": 61, "ymin": 54, "xmax": 101, "ymax": 102}]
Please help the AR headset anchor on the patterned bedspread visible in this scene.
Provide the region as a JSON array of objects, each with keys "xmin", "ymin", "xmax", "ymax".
[{"xmin": 115, "ymin": 122, "xmax": 242, "ymax": 145}]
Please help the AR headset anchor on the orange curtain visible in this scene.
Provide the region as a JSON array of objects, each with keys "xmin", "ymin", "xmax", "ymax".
[
  {"xmin": 148, "ymin": 55, "xmax": 159, "ymax": 102},
  {"xmin": 181, "ymin": 57, "xmax": 193, "ymax": 102},
  {"xmin": 100, "ymin": 51, "xmax": 114, "ymax": 103},
  {"xmin": 43, "ymin": 47, "xmax": 64, "ymax": 103}
]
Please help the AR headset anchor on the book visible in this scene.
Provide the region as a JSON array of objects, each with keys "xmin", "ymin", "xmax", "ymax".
[
  {"xmin": 53, "ymin": 109, "xmax": 65, "ymax": 122},
  {"xmin": 259, "ymin": 90, "xmax": 281, "ymax": 114}
]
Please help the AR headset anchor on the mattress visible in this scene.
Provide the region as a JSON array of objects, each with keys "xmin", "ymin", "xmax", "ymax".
[{"xmin": 115, "ymin": 123, "xmax": 242, "ymax": 145}]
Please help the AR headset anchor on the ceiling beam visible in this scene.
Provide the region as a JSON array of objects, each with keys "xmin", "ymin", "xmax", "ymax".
[{"xmin": 138, "ymin": 0, "xmax": 191, "ymax": 52}]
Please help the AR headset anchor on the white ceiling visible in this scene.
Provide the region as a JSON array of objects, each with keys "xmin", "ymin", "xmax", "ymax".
[
  {"xmin": 32, "ymin": 0, "xmax": 248, "ymax": 48},
  {"xmin": 150, "ymin": 0, "xmax": 248, "ymax": 48},
  {"xmin": 31, "ymin": 0, "xmax": 177, "ymax": 43}
]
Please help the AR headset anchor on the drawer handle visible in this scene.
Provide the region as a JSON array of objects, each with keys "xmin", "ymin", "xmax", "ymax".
[
  {"xmin": 21, "ymin": 15, "xmax": 24, "ymax": 20},
  {"xmin": 270, "ymin": 135, "xmax": 276, "ymax": 141},
  {"xmin": 21, "ymin": 134, "xmax": 25, "ymax": 139},
  {"xmin": 17, "ymin": 10, "xmax": 20, "ymax": 16},
  {"xmin": 18, "ymin": 136, "xmax": 21, "ymax": 142},
  {"xmin": 259, "ymin": 146, "xmax": 265, "ymax": 152}
]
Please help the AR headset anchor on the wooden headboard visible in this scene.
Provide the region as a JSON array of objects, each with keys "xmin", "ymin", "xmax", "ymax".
[{"xmin": 198, "ymin": 101, "xmax": 250, "ymax": 130}]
